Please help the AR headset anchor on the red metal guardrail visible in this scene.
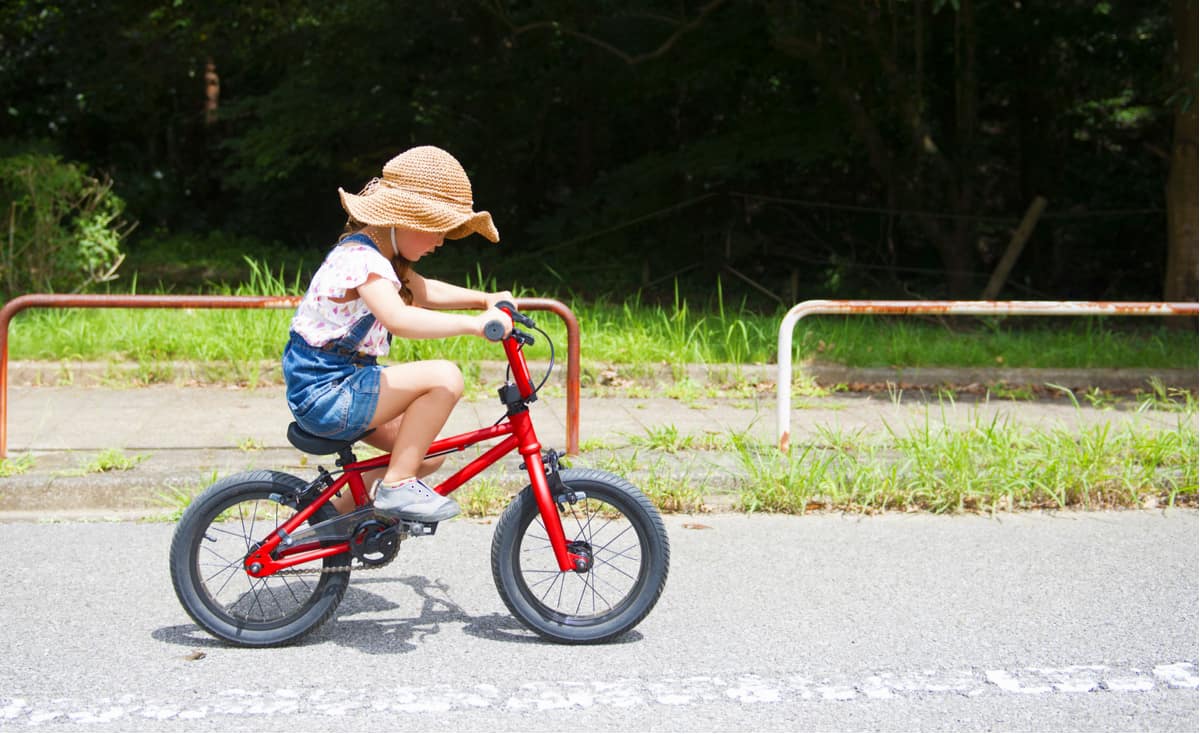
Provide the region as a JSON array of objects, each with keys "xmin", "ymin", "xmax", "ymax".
[
  {"xmin": 0, "ymin": 294, "xmax": 579, "ymax": 458},
  {"xmin": 776, "ymin": 300, "xmax": 1199, "ymax": 451}
]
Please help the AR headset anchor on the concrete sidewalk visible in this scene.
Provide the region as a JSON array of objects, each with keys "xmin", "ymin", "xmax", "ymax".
[{"xmin": 1, "ymin": 377, "xmax": 1193, "ymax": 519}]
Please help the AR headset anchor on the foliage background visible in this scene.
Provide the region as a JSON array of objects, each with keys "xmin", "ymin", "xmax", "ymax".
[{"xmin": 0, "ymin": 0, "xmax": 1194, "ymax": 305}]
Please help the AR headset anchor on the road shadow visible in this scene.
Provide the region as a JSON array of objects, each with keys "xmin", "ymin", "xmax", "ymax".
[{"xmin": 154, "ymin": 574, "xmax": 642, "ymax": 652}]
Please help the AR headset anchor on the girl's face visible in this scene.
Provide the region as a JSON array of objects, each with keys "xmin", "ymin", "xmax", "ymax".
[{"xmin": 393, "ymin": 228, "xmax": 445, "ymax": 261}]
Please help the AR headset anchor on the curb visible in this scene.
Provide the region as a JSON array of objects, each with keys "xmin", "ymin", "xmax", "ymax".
[
  {"xmin": 7, "ymin": 360, "xmax": 1197, "ymax": 391},
  {"xmin": 0, "ymin": 446, "xmax": 743, "ymax": 520}
]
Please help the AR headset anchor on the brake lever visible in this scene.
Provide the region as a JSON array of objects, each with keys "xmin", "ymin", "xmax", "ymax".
[
  {"xmin": 494, "ymin": 299, "xmax": 536, "ymax": 328},
  {"xmin": 511, "ymin": 328, "xmax": 536, "ymax": 346}
]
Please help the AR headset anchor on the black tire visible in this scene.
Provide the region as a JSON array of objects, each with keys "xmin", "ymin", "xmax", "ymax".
[
  {"xmin": 491, "ymin": 468, "xmax": 670, "ymax": 643},
  {"xmin": 168, "ymin": 470, "xmax": 351, "ymax": 647}
]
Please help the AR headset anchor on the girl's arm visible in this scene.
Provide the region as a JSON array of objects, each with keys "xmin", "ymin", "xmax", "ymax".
[
  {"xmin": 406, "ymin": 271, "xmax": 512, "ymax": 311},
  {"xmin": 359, "ymin": 275, "xmax": 509, "ymax": 339}
]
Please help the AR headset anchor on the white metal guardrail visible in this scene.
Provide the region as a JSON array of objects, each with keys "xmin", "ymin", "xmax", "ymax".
[{"xmin": 776, "ymin": 300, "xmax": 1199, "ymax": 451}]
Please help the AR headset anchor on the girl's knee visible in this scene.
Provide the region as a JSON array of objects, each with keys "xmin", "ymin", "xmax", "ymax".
[{"xmin": 429, "ymin": 360, "xmax": 463, "ymax": 398}]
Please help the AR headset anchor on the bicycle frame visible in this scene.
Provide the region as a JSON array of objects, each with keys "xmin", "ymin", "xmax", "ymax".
[{"xmin": 243, "ymin": 327, "xmax": 584, "ymax": 577}]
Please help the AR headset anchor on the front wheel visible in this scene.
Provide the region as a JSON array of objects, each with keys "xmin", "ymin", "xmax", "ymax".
[{"xmin": 491, "ymin": 468, "xmax": 670, "ymax": 643}]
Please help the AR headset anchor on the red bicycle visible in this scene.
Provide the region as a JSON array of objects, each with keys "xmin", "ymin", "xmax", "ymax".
[{"xmin": 169, "ymin": 303, "xmax": 669, "ymax": 646}]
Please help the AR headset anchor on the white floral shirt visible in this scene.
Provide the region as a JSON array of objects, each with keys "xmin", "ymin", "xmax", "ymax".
[{"xmin": 290, "ymin": 241, "xmax": 401, "ymax": 356}]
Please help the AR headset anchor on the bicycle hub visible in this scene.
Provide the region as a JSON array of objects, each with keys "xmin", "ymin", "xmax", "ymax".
[{"xmin": 567, "ymin": 540, "xmax": 593, "ymax": 573}]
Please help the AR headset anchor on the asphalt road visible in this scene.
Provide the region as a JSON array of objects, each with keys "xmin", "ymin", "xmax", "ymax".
[{"xmin": 0, "ymin": 510, "xmax": 1196, "ymax": 732}]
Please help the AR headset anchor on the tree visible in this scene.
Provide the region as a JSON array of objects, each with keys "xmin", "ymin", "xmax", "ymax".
[
  {"xmin": 0, "ymin": 1, "xmax": 1185, "ymax": 303},
  {"xmin": 1165, "ymin": 0, "xmax": 1198, "ymax": 301}
]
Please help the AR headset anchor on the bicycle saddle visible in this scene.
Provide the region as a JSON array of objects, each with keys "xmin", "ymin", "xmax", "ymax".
[{"xmin": 286, "ymin": 422, "xmax": 374, "ymax": 456}]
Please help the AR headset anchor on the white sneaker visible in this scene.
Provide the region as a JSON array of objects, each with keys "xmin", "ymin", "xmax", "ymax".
[{"xmin": 372, "ymin": 478, "xmax": 460, "ymax": 522}]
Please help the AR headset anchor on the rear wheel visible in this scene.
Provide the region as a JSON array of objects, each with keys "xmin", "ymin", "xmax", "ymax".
[
  {"xmin": 491, "ymin": 468, "xmax": 670, "ymax": 643},
  {"xmin": 168, "ymin": 470, "xmax": 351, "ymax": 647}
]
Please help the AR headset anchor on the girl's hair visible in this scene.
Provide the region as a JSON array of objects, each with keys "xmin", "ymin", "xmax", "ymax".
[{"xmin": 340, "ymin": 219, "xmax": 414, "ymax": 305}]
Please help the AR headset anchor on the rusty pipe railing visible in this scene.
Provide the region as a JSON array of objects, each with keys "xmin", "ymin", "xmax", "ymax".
[
  {"xmin": 0, "ymin": 294, "xmax": 579, "ymax": 457},
  {"xmin": 777, "ymin": 299, "xmax": 1199, "ymax": 451}
]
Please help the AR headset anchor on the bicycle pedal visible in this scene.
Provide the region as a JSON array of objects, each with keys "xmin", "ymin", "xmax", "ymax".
[{"xmin": 398, "ymin": 520, "xmax": 438, "ymax": 537}]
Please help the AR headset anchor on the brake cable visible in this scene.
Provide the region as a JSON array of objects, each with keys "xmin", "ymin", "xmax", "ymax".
[{"xmin": 495, "ymin": 322, "xmax": 555, "ymax": 425}]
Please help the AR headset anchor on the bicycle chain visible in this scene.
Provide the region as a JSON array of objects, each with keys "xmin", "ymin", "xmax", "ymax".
[
  {"xmin": 269, "ymin": 531, "xmax": 409, "ymax": 576},
  {"xmin": 274, "ymin": 563, "xmax": 377, "ymax": 576}
]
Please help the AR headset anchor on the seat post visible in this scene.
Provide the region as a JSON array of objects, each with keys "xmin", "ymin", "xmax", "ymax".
[{"xmin": 336, "ymin": 446, "xmax": 357, "ymax": 467}]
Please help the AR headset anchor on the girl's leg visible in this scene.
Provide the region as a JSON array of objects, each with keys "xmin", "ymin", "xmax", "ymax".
[
  {"xmin": 361, "ymin": 416, "xmax": 447, "ymax": 482},
  {"xmin": 329, "ymin": 418, "xmax": 444, "ymax": 512},
  {"xmin": 328, "ymin": 363, "xmax": 459, "ymax": 515},
  {"xmin": 368, "ymin": 359, "xmax": 464, "ymax": 483}
]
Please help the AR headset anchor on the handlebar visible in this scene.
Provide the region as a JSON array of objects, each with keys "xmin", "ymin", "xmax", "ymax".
[{"xmin": 484, "ymin": 300, "xmax": 536, "ymax": 344}]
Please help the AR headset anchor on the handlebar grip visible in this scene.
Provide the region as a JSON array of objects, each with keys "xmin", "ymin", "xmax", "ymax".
[
  {"xmin": 493, "ymin": 299, "xmax": 535, "ymax": 328},
  {"xmin": 483, "ymin": 320, "xmax": 507, "ymax": 342}
]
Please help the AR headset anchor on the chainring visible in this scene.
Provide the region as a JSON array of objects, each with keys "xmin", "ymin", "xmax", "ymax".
[{"xmin": 349, "ymin": 520, "xmax": 401, "ymax": 567}]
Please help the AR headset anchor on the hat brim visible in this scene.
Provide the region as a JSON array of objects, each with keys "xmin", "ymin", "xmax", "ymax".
[{"xmin": 339, "ymin": 187, "xmax": 500, "ymax": 243}]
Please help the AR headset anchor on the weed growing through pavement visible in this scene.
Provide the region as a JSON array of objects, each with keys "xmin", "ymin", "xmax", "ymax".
[
  {"xmin": 237, "ymin": 437, "xmax": 264, "ymax": 452},
  {"xmin": 56, "ymin": 448, "xmax": 148, "ymax": 477},
  {"xmin": 1136, "ymin": 378, "xmax": 1197, "ymax": 413},
  {"xmin": 579, "ymin": 437, "xmax": 614, "ymax": 452},
  {"xmin": 989, "ymin": 383, "xmax": 1036, "ymax": 401},
  {"xmin": 88, "ymin": 448, "xmax": 146, "ymax": 472},
  {"xmin": 153, "ymin": 470, "xmax": 220, "ymax": 522},
  {"xmin": 456, "ymin": 478, "xmax": 513, "ymax": 518},
  {"xmin": 0, "ymin": 453, "xmax": 35, "ymax": 478},
  {"xmin": 631, "ymin": 424, "xmax": 695, "ymax": 453}
]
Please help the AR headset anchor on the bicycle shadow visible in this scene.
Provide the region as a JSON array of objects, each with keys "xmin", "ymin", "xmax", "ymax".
[
  {"xmin": 154, "ymin": 574, "xmax": 642, "ymax": 653},
  {"xmin": 320, "ymin": 575, "xmax": 546, "ymax": 654}
]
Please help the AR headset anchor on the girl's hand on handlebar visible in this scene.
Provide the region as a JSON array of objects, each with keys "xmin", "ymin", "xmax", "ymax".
[
  {"xmin": 477, "ymin": 306, "xmax": 513, "ymax": 341},
  {"xmin": 485, "ymin": 290, "xmax": 514, "ymax": 309}
]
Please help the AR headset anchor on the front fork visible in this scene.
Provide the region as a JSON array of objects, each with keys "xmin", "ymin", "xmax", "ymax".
[
  {"xmin": 514, "ymin": 419, "xmax": 590, "ymax": 574},
  {"xmin": 523, "ymin": 443, "xmax": 588, "ymax": 575}
]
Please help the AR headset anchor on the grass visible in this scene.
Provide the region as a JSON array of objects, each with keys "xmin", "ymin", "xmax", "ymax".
[
  {"xmin": 0, "ymin": 453, "xmax": 35, "ymax": 477},
  {"xmin": 55, "ymin": 448, "xmax": 148, "ymax": 477},
  {"xmin": 734, "ymin": 408, "xmax": 1198, "ymax": 514},
  {"xmin": 69, "ymin": 398, "xmax": 1195, "ymax": 521},
  {"xmin": 5, "ymin": 260, "xmax": 1195, "ymax": 384},
  {"xmin": 578, "ymin": 450, "xmax": 709, "ymax": 514},
  {"xmin": 454, "ymin": 478, "xmax": 513, "ymax": 518},
  {"xmin": 7, "ymin": 246, "xmax": 1196, "ymax": 518}
]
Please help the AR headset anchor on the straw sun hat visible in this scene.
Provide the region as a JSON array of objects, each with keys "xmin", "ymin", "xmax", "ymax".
[{"xmin": 338, "ymin": 146, "xmax": 499, "ymax": 243}]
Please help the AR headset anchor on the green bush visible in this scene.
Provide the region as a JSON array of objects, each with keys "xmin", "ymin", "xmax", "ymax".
[{"xmin": 0, "ymin": 152, "xmax": 134, "ymax": 300}]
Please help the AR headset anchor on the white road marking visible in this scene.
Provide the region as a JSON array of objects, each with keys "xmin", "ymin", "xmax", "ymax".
[{"xmin": 1, "ymin": 662, "xmax": 1195, "ymax": 725}]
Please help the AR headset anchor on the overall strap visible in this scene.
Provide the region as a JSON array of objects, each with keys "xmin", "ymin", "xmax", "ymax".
[
  {"xmin": 323, "ymin": 232, "xmax": 394, "ymax": 356},
  {"xmin": 340, "ymin": 231, "xmax": 379, "ymax": 252}
]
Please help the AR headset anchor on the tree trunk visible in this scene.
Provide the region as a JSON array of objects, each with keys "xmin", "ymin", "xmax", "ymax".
[
  {"xmin": 1165, "ymin": 0, "xmax": 1198, "ymax": 301},
  {"xmin": 945, "ymin": 0, "xmax": 980, "ymax": 298}
]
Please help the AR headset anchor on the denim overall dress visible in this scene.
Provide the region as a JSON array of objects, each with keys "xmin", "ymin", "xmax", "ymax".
[{"xmin": 282, "ymin": 235, "xmax": 392, "ymax": 441}]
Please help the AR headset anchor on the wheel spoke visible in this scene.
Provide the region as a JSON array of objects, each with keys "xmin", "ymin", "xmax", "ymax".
[
  {"xmin": 589, "ymin": 523, "xmax": 634, "ymax": 555},
  {"xmin": 206, "ymin": 525, "xmax": 252, "ymax": 540},
  {"xmin": 573, "ymin": 569, "xmax": 611, "ymax": 615},
  {"xmin": 259, "ymin": 576, "xmax": 289, "ymax": 617},
  {"xmin": 591, "ymin": 554, "xmax": 639, "ymax": 583},
  {"xmin": 538, "ymin": 571, "xmax": 564, "ymax": 603},
  {"xmin": 525, "ymin": 569, "xmax": 564, "ymax": 590},
  {"xmin": 208, "ymin": 564, "xmax": 242, "ymax": 600}
]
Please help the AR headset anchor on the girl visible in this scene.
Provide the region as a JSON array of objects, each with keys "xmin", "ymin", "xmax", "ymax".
[{"xmin": 282, "ymin": 146, "xmax": 512, "ymax": 523}]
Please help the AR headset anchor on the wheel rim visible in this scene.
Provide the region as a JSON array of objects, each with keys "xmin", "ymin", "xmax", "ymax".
[
  {"xmin": 513, "ymin": 491, "xmax": 648, "ymax": 625},
  {"xmin": 191, "ymin": 493, "xmax": 336, "ymax": 629}
]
